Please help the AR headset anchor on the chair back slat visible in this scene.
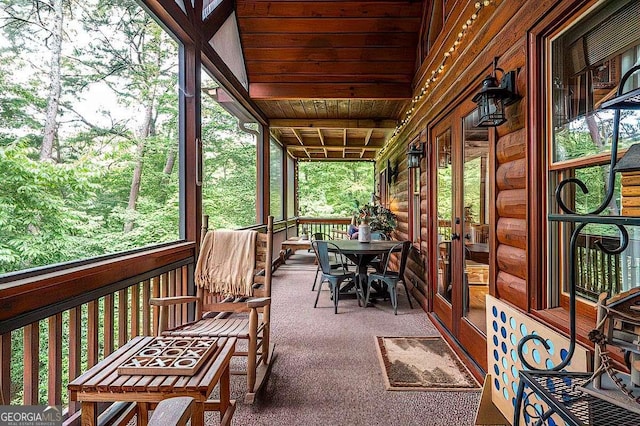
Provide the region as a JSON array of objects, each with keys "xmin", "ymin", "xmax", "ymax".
[
  {"xmin": 198, "ymin": 216, "xmax": 273, "ymax": 314},
  {"xmin": 381, "ymin": 241, "xmax": 411, "ymax": 276},
  {"xmin": 311, "ymin": 240, "xmax": 348, "ymax": 275},
  {"xmin": 371, "ymin": 232, "xmax": 388, "ymax": 240}
]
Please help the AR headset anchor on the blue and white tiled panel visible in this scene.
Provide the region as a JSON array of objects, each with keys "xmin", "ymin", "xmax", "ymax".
[{"xmin": 486, "ymin": 295, "xmax": 589, "ymax": 425}]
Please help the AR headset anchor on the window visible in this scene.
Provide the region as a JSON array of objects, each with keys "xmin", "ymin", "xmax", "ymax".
[
  {"xmin": 201, "ymin": 71, "xmax": 258, "ymax": 229},
  {"xmin": 409, "ymin": 143, "xmax": 421, "ymax": 244},
  {"xmin": 270, "ymin": 139, "xmax": 284, "ymax": 220},
  {"xmin": 380, "ymin": 169, "xmax": 388, "ymax": 207},
  {"xmin": 0, "ymin": 1, "xmax": 180, "ymax": 275},
  {"xmin": 287, "ymin": 154, "xmax": 296, "ymax": 218},
  {"xmin": 547, "ymin": 0, "xmax": 640, "ymax": 304}
]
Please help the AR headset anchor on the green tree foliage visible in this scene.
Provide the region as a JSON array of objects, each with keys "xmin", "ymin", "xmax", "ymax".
[
  {"xmin": 200, "ymin": 88, "xmax": 258, "ymax": 229},
  {"xmin": 0, "ymin": 0, "xmax": 184, "ymax": 273},
  {"xmin": 0, "ymin": 144, "xmax": 102, "ymax": 272},
  {"xmin": 298, "ymin": 161, "xmax": 374, "ymax": 217}
]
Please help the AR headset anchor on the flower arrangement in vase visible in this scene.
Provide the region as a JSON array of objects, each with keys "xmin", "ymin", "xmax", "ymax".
[{"xmin": 357, "ymin": 204, "xmax": 397, "ymax": 237}]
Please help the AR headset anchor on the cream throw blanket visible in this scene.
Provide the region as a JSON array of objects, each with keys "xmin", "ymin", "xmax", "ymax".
[{"xmin": 195, "ymin": 229, "xmax": 258, "ymax": 296}]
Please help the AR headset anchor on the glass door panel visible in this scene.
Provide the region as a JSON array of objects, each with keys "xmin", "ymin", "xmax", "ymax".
[
  {"xmin": 462, "ymin": 110, "xmax": 489, "ymax": 333},
  {"xmin": 436, "ymin": 128, "xmax": 453, "ymax": 304}
]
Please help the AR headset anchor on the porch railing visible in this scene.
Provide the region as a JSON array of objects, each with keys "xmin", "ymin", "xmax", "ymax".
[
  {"xmin": 0, "ymin": 242, "xmax": 195, "ymax": 420},
  {"xmin": 575, "ymin": 234, "xmax": 640, "ymax": 301},
  {"xmin": 296, "ymin": 217, "xmax": 351, "ymax": 239}
]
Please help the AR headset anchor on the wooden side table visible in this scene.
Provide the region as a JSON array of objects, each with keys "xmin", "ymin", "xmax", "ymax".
[{"xmin": 69, "ymin": 335, "xmax": 236, "ymax": 426}]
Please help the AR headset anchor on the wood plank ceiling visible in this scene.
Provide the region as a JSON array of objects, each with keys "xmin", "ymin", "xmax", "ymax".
[{"xmin": 235, "ymin": 0, "xmax": 425, "ymax": 160}]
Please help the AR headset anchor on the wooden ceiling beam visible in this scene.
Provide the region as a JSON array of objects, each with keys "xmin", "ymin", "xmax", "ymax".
[
  {"xmin": 286, "ymin": 144, "xmax": 383, "ymax": 151},
  {"xmin": 140, "ymin": 0, "xmax": 196, "ymax": 43},
  {"xmin": 291, "ymin": 129, "xmax": 310, "ymax": 158},
  {"xmin": 240, "ymin": 33, "xmax": 417, "ymax": 48},
  {"xmin": 200, "ymin": 43, "xmax": 269, "ymax": 125},
  {"xmin": 249, "ymin": 73, "xmax": 412, "ymax": 84},
  {"xmin": 243, "ymin": 47, "xmax": 413, "ymax": 62},
  {"xmin": 317, "ymin": 129, "xmax": 327, "ymax": 157},
  {"xmin": 236, "ymin": 1, "xmax": 424, "ymax": 19},
  {"xmin": 246, "ymin": 61, "xmax": 414, "ymax": 75},
  {"xmin": 270, "ymin": 119, "xmax": 397, "ymax": 129},
  {"xmin": 238, "ymin": 18, "xmax": 421, "ymax": 34},
  {"xmin": 201, "ymin": 0, "xmax": 234, "ymax": 40},
  {"xmin": 250, "ymin": 83, "xmax": 412, "ymax": 100},
  {"xmin": 364, "ymin": 129, "xmax": 374, "ymax": 145}
]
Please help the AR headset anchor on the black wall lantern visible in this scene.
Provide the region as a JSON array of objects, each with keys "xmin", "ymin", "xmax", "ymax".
[
  {"xmin": 472, "ymin": 57, "xmax": 520, "ymax": 127},
  {"xmin": 407, "ymin": 142, "xmax": 425, "ymax": 169}
]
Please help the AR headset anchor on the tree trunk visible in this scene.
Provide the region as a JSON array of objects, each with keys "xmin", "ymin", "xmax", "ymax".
[
  {"xmin": 40, "ymin": 0, "xmax": 64, "ymax": 161},
  {"xmin": 163, "ymin": 149, "xmax": 176, "ymax": 175},
  {"xmin": 123, "ymin": 102, "xmax": 154, "ymax": 232}
]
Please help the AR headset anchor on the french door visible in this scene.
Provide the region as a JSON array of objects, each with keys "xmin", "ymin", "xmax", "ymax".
[{"xmin": 431, "ymin": 102, "xmax": 491, "ymax": 370}]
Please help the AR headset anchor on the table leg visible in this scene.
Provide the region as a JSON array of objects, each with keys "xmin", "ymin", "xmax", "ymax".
[
  {"xmin": 138, "ymin": 402, "xmax": 149, "ymax": 426},
  {"xmin": 191, "ymin": 401, "xmax": 205, "ymax": 426},
  {"xmin": 219, "ymin": 362, "xmax": 231, "ymax": 421},
  {"xmin": 81, "ymin": 402, "xmax": 97, "ymax": 426}
]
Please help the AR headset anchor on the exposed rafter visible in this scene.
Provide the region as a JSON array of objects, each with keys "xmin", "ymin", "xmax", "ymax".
[
  {"xmin": 269, "ymin": 119, "xmax": 397, "ymax": 130},
  {"xmin": 201, "ymin": 0, "xmax": 234, "ymax": 40}
]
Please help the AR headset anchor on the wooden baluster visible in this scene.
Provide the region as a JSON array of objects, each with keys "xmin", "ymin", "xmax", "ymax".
[
  {"xmin": 168, "ymin": 270, "xmax": 176, "ymax": 329},
  {"xmin": 1, "ymin": 333, "xmax": 11, "ymax": 405},
  {"xmin": 23, "ymin": 323, "xmax": 40, "ymax": 404},
  {"xmin": 143, "ymin": 279, "xmax": 151, "ymax": 336},
  {"xmin": 175, "ymin": 268, "xmax": 183, "ymax": 325},
  {"xmin": 118, "ymin": 288, "xmax": 129, "ymax": 347},
  {"xmin": 159, "ymin": 273, "xmax": 169, "ymax": 333},
  {"xmin": 152, "ymin": 277, "xmax": 160, "ymax": 336},
  {"xmin": 48, "ymin": 314, "xmax": 62, "ymax": 405},
  {"xmin": 68, "ymin": 307, "xmax": 82, "ymax": 414},
  {"xmin": 182, "ymin": 266, "xmax": 189, "ymax": 324},
  {"xmin": 131, "ymin": 283, "xmax": 140, "ymax": 339},
  {"xmin": 88, "ymin": 301, "xmax": 99, "ymax": 367},
  {"xmin": 104, "ymin": 295, "xmax": 114, "ymax": 356},
  {"xmin": 598, "ymin": 250, "xmax": 605, "ymax": 294}
]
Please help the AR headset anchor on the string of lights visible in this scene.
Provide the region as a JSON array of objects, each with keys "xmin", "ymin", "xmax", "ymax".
[{"xmin": 376, "ymin": 0, "xmax": 499, "ymax": 159}]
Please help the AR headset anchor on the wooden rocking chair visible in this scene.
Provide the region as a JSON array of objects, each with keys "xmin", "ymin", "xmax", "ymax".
[{"xmin": 150, "ymin": 216, "xmax": 275, "ymax": 404}]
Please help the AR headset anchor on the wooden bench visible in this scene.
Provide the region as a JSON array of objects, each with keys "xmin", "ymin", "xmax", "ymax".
[
  {"xmin": 280, "ymin": 236, "xmax": 312, "ymax": 263},
  {"xmin": 149, "ymin": 397, "xmax": 194, "ymax": 426}
]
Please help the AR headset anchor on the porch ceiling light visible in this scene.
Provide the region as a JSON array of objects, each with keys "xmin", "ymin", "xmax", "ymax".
[
  {"xmin": 407, "ymin": 142, "xmax": 425, "ymax": 169},
  {"xmin": 472, "ymin": 57, "xmax": 520, "ymax": 127}
]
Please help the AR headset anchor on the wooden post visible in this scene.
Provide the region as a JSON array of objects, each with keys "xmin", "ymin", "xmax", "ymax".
[
  {"xmin": 23, "ymin": 323, "xmax": 39, "ymax": 404},
  {"xmin": 48, "ymin": 314, "xmax": 63, "ymax": 405},
  {"xmin": 0, "ymin": 333, "xmax": 11, "ymax": 405},
  {"xmin": 68, "ymin": 307, "xmax": 82, "ymax": 413}
]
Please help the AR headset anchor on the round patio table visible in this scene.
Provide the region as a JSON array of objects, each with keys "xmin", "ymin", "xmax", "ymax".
[{"xmin": 329, "ymin": 240, "xmax": 401, "ymax": 300}]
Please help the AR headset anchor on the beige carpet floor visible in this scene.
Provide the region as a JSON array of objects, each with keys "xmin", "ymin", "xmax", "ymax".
[{"xmin": 203, "ymin": 251, "xmax": 480, "ymax": 425}]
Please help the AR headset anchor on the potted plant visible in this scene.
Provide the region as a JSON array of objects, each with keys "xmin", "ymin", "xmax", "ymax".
[{"xmin": 357, "ymin": 204, "xmax": 397, "ymax": 237}]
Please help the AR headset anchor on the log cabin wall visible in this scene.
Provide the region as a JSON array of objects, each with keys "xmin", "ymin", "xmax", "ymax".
[
  {"xmin": 376, "ymin": 0, "xmax": 588, "ymax": 349},
  {"xmin": 383, "ymin": 136, "xmax": 429, "ymax": 311}
]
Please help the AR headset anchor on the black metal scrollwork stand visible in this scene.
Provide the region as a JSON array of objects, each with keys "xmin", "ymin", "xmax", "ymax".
[{"xmin": 513, "ymin": 64, "xmax": 640, "ymax": 426}]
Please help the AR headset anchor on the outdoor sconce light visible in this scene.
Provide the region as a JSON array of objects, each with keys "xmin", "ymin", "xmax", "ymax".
[
  {"xmin": 407, "ymin": 142, "xmax": 425, "ymax": 169},
  {"xmin": 387, "ymin": 159, "xmax": 399, "ymax": 185},
  {"xmin": 472, "ymin": 57, "xmax": 520, "ymax": 127}
]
